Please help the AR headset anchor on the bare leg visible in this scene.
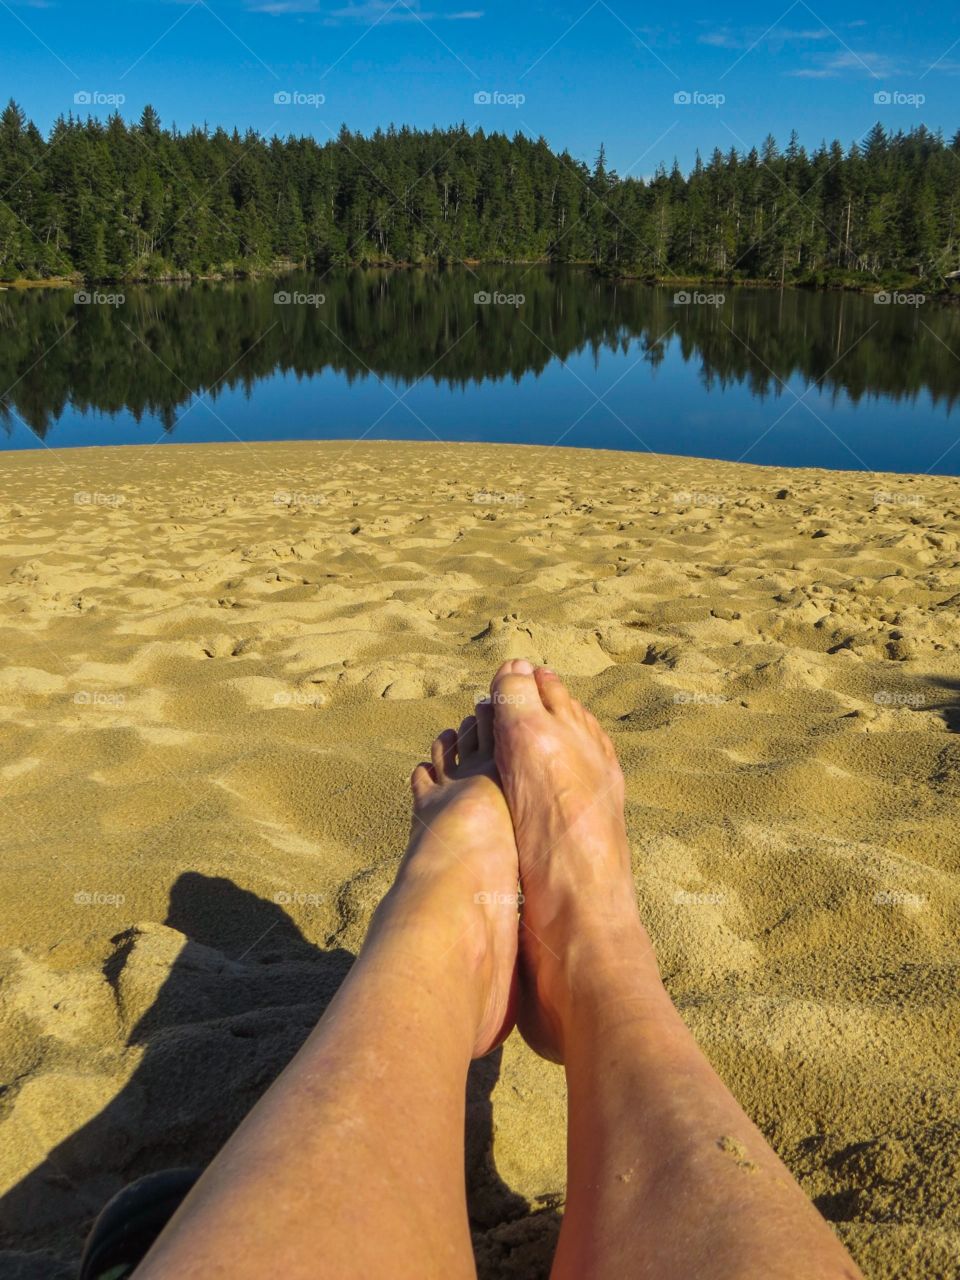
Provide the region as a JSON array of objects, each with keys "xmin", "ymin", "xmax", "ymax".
[
  {"xmin": 489, "ymin": 660, "xmax": 864, "ymax": 1280},
  {"xmin": 134, "ymin": 705, "xmax": 519, "ymax": 1280}
]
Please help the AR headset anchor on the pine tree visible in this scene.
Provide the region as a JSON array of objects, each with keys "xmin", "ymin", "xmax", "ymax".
[{"xmin": 0, "ymin": 105, "xmax": 957, "ymax": 287}]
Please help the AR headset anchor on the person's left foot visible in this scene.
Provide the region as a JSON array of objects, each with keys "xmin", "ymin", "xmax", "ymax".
[{"xmin": 364, "ymin": 700, "xmax": 520, "ymax": 1057}]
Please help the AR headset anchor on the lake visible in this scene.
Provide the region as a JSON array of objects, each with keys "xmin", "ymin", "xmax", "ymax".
[{"xmin": 2, "ymin": 268, "xmax": 960, "ymax": 474}]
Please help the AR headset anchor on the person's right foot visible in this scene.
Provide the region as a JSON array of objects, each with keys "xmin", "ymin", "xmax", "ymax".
[{"xmin": 488, "ymin": 659, "xmax": 664, "ymax": 1061}]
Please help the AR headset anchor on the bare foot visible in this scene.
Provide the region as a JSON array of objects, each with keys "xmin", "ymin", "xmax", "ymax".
[
  {"xmin": 489, "ymin": 659, "xmax": 664, "ymax": 1062},
  {"xmin": 365, "ymin": 701, "xmax": 520, "ymax": 1057}
]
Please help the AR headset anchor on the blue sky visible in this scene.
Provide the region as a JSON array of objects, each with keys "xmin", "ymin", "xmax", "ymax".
[{"xmin": 2, "ymin": 0, "xmax": 958, "ymax": 173}]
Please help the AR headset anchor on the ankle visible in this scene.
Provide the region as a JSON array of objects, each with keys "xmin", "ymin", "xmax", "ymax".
[
  {"xmin": 540, "ymin": 914, "xmax": 670, "ymax": 1032},
  {"xmin": 361, "ymin": 895, "xmax": 489, "ymax": 1028}
]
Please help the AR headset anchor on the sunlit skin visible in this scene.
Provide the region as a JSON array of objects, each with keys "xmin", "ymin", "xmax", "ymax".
[{"xmin": 134, "ymin": 661, "xmax": 863, "ymax": 1280}]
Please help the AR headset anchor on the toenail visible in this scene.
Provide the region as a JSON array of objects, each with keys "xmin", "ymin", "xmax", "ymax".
[{"xmin": 513, "ymin": 659, "xmax": 535, "ymax": 674}]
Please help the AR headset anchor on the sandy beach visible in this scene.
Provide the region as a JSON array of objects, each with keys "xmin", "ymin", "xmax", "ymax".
[{"xmin": 0, "ymin": 439, "xmax": 958, "ymax": 1279}]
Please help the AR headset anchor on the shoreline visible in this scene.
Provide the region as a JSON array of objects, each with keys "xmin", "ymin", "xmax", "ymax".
[
  {"xmin": 3, "ymin": 263, "xmax": 957, "ymax": 302},
  {"xmin": 0, "ymin": 437, "xmax": 954, "ymax": 484}
]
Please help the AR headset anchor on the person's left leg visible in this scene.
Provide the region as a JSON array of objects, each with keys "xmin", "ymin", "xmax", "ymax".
[{"xmin": 133, "ymin": 704, "xmax": 519, "ymax": 1280}]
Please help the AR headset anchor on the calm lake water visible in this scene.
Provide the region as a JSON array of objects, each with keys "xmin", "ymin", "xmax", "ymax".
[{"xmin": 3, "ymin": 268, "xmax": 960, "ymax": 474}]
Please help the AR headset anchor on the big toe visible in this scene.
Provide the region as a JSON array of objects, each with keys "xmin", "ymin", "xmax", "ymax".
[{"xmin": 491, "ymin": 659, "xmax": 541, "ymax": 718}]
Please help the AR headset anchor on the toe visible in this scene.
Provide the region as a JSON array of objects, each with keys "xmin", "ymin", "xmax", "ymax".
[
  {"xmin": 570, "ymin": 698, "xmax": 588, "ymax": 726},
  {"xmin": 475, "ymin": 698, "xmax": 494, "ymax": 754},
  {"xmin": 431, "ymin": 729, "xmax": 459, "ymax": 780},
  {"xmin": 458, "ymin": 714, "xmax": 479, "ymax": 760},
  {"xmin": 534, "ymin": 666, "xmax": 571, "ymax": 715},
  {"xmin": 410, "ymin": 762, "xmax": 437, "ymax": 802},
  {"xmin": 493, "ymin": 658, "xmax": 536, "ymax": 681},
  {"xmin": 491, "ymin": 659, "xmax": 541, "ymax": 716}
]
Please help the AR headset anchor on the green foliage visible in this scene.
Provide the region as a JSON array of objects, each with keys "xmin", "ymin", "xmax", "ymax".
[{"xmin": 0, "ymin": 103, "xmax": 958, "ymax": 285}]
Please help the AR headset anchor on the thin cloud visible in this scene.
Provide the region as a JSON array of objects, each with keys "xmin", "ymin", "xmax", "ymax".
[
  {"xmin": 248, "ymin": 0, "xmax": 482, "ymax": 18},
  {"xmin": 771, "ymin": 28, "xmax": 831, "ymax": 42},
  {"xmin": 789, "ymin": 50, "xmax": 897, "ymax": 78},
  {"xmin": 699, "ymin": 31, "xmax": 740, "ymax": 49},
  {"xmin": 698, "ymin": 25, "xmax": 830, "ymax": 51}
]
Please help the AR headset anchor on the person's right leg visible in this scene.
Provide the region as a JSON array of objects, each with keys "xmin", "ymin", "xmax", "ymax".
[{"xmin": 489, "ymin": 660, "xmax": 864, "ymax": 1280}]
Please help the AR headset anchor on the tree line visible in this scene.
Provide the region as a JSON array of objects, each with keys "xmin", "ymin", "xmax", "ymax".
[{"xmin": 1, "ymin": 101, "xmax": 959, "ymax": 288}]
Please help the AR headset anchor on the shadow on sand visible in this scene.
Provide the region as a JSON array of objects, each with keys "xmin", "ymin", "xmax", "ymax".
[
  {"xmin": 1, "ymin": 872, "xmax": 557, "ymax": 1278},
  {"xmin": 924, "ymin": 677, "xmax": 960, "ymax": 734}
]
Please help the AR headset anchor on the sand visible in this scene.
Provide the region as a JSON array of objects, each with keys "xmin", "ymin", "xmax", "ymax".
[{"xmin": 0, "ymin": 439, "xmax": 957, "ymax": 1279}]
